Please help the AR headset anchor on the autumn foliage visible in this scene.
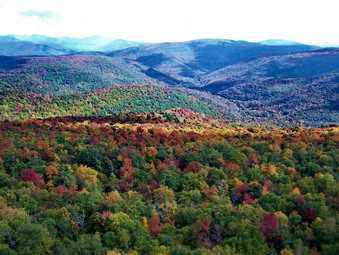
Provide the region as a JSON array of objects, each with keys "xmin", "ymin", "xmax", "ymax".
[
  {"xmin": 0, "ymin": 114, "xmax": 337, "ymax": 254},
  {"xmin": 20, "ymin": 169, "xmax": 43, "ymax": 187}
]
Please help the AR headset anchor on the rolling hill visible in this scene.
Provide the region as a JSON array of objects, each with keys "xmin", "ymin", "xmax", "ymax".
[
  {"xmin": 0, "ymin": 38, "xmax": 337, "ymax": 126},
  {"xmin": 0, "ymin": 85, "xmax": 241, "ymax": 121}
]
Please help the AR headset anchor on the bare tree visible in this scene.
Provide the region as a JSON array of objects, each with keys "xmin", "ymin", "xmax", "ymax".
[{"xmin": 72, "ymin": 209, "xmax": 86, "ymax": 231}]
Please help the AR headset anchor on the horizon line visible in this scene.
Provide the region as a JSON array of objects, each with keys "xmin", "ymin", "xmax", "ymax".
[{"xmin": 1, "ymin": 34, "xmax": 339, "ymax": 47}]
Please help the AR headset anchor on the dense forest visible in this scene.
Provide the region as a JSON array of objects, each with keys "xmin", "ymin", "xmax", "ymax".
[
  {"xmin": 0, "ymin": 112, "xmax": 337, "ymax": 254},
  {"xmin": 0, "ymin": 85, "xmax": 240, "ymax": 122},
  {"xmin": 0, "ymin": 55, "xmax": 160, "ymax": 95},
  {"xmin": 2, "ymin": 82, "xmax": 335, "ymax": 127}
]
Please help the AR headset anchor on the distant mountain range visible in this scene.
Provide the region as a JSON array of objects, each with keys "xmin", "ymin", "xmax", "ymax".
[
  {"xmin": 0, "ymin": 35, "xmax": 151, "ymax": 56},
  {"xmin": 0, "ymin": 35, "xmax": 75, "ymax": 56},
  {"xmin": 0, "ymin": 37, "xmax": 337, "ymax": 126},
  {"xmin": 259, "ymin": 39, "xmax": 305, "ymax": 46},
  {"xmin": 0, "ymin": 35, "xmax": 325, "ymax": 57}
]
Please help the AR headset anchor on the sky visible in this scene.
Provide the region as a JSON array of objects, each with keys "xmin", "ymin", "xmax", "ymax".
[{"xmin": 0, "ymin": 0, "xmax": 338, "ymax": 46}]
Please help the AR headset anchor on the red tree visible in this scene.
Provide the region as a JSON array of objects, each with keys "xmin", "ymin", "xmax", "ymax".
[
  {"xmin": 20, "ymin": 169, "xmax": 43, "ymax": 187},
  {"xmin": 150, "ymin": 180, "xmax": 160, "ymax": 190},
  {"xmin": 193, "ymin": 218, "xmax": 212, "ymax": 248},
  {"xmin": 148, "ymin": 215, "xmax": 162, "ymax": 235},
  {"xmin": 258, "ymin": 212, "xmax": 280, "ymax": 247},
  {"xmin": 232, "ymin": 184, "xmax": 250, "ymax": 204},
  {"xmin": 295, "ymin": 195, "xmax": 306, "ymax": 207},
  {"xmin": 55, "ymin": 185, "xmax": 66, "ymax": 194},
  {"xmin": 301, "ymin": 207, "xmax": 317, "ymax": 223},
  {"xmin": 184, "ymin": 161, "xmax": 202, "ymax": 173}
]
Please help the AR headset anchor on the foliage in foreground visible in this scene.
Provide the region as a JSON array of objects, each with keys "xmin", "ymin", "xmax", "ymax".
[{"xmin": 0, "ymin": 113, "xmax": 338, "ymax": 254}]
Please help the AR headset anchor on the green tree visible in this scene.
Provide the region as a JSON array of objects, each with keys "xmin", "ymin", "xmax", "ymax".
[
  {"xmin": 77, "ymin": 189, "xmax": 103, "ymax": 214},
  {"xmin": 15, "ymin": 223, "xmax": 53, "ymax": 255},
  {"xmin": 259, "ymin": 193, "xmax": 282, "ymax": 212},
  {"xmin": 70, "ymin": 233, "xmax": 104, "ymax": 255},
  {"xmin": 53, "ymin": 170, "xmax": 76, "ymax": 187},
  {"xmin": 301, "ymin": 162, "xmax": 323, "ymax": 176},
  {"xmin": 182, "ymin": 172, "xmax": 200, "ymax": 191},
  {"xmin": 312, "ymin": 218, "xmax": 338, "ymax": 249},
  {"xmin": 159, "ymin": 169, "xmax": 180, "ymax": 191},
  {"xmin": 17, "ymin": 194, "xmax": 39, "ymax": 214},
  {"xmin": 35, "ymin": 208, "xmax": 77, "ymax": 239},
  {"xmin": 102, "ymin": 212, "xmax": 156, "ymax": 254},
  {"xmin": 224, "ymin": 221, "xmax": 268, "ymax": 255}
]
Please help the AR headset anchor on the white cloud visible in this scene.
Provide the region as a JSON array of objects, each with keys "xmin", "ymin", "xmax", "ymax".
[{"xmin": 0, "ymin": 0, "xmax": 338, "ymax": 45}]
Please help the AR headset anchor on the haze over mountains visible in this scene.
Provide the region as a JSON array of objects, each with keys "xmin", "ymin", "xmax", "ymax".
[
  {"xmin": 0, "ymin": 35, "xmax": 75, "ymax": 56},
  {"xmin": 0, "ymin": 35, "xmax": 338, "ymax": 126},
  {"xmin": 0, "ymin": 35, "xmax": 151, "ymax": 56},
  {"xmin": 0, "ymin": 35, "xmax": 324, "ymax": 56}
]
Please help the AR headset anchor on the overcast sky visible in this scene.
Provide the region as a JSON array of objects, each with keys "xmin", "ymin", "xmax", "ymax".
[{"xmin": 0, "ymin": 0, "xmax": 338, "ymax": 45}]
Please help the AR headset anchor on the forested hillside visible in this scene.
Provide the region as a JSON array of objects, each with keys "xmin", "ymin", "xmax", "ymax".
[
  {"xmin": 0, "ymin": 85, "xmax": 241, "ymax": 122},
  {"xmin": 0, "ymin": 55, "xmax": 160, "ymax": 95},
  {"xmin": 0, "ymin": 114, "xmax": 337, "ymax": 254},
  {"xmin": 201, "ymin": 49, "xmax": 339, "ymax": 126}
]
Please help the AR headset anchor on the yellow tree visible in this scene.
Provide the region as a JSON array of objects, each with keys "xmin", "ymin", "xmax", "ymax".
[{"xmin": 75, "ymin": 165, "xmax": 99, "ymax": 188}]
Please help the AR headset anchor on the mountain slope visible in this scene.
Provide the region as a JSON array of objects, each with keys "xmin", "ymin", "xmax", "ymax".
[
  {"xmin": 200, "ymin": 48, "xmax": 339, "ymax": 126},
  {"xmin": 202, "ymin": 48, "xmax": 339, "ymax": 90},
  {"xmin": 0, "ymin": 85, "xmax": 241, "ymax": 121},
  {"xmin": 0, "ymin": 55, "xmax": 161, "ymax": 95},
  {"xmin": 107, "ymin": 39, "xmax": 319, "ymax": 86}
]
